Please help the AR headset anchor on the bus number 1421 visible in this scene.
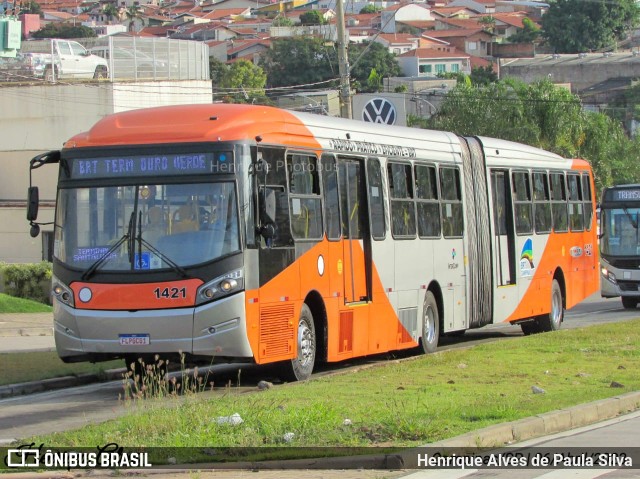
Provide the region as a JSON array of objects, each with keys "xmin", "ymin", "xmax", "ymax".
[{"xmin": 154, "ymin": 287, "xmax": 187, "ymax": 299}]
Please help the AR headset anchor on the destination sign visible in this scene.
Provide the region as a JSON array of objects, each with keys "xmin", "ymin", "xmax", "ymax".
[
  {"xmin": 605, "ymin": 188, "xmax": 640, "ymax": 202},
  {"xmin": 70, "ymin": 152, "xmax": 233, "ymax": 179}
]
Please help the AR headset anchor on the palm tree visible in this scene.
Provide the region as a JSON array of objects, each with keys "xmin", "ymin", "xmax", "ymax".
[
  {"xmin": 102, "ymin": 3, "xmax": 119, "ymax": 24},
  {"xmin": 125, "ymin": 4, "xmax": 143, "ymax": 33}
]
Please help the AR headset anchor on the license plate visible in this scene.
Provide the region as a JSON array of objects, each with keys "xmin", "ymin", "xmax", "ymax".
[{"xmin": 119, "ymin": 334, "xmax": 150, "ymax": 346}]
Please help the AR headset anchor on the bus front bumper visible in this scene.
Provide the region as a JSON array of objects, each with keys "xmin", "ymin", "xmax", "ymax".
[{"xmin": 53, "ymin": 292, "xmax": 254, "ymax": 363}]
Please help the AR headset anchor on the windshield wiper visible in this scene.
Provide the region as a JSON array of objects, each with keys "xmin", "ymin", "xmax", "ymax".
[
  {"xmin": 82, "ymin": 212, "xmax": 135, "ymax": 281},
  {"xmin": 82, "ymin": 235, "xmax": 129, "ymax": 281},
  {"xmin": 134, "ymin": 234, "xmax": 189, "ymax": 278}
]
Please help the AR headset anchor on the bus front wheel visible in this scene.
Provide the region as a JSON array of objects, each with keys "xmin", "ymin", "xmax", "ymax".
[
  {"xmin": 283, "ymin": 304, "xmax": 316, "ymax": 382},
  {"xmin": 622, "ymin": 297, "xmax": 638, "ymax": 309}
]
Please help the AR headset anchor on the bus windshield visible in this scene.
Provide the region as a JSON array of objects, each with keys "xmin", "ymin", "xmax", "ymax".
[
  {"xmin": 54, "ymin": 181, "xmax": 239, "ymax": 271},
  {"xmin": 600, "ymin": 207, "xmax": 640, "ymax": 257}
]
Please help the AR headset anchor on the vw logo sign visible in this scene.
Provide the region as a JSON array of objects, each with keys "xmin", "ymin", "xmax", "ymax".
[{"xmin": 362, "ymin": 98, "xmax": 397, "ymax": 125}]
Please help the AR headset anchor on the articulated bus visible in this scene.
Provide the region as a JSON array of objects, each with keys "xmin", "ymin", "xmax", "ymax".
[
  {"xmin": 26, "ymin": 104, "xmax": 599, "ymax": 381},
  {"xmin": 600, "ymin": 184, "xmax": 640, "ymax": 308}
]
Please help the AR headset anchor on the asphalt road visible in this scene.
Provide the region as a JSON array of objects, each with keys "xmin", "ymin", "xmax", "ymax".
[{"xmin": 0, "ymin": 293, "xmax": 638, "ymax": 445}]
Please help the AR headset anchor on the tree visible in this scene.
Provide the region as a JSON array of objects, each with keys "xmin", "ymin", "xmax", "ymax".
[
  {"xmin": 209, "ymin": 57, "xmax": 227, "ymax": 85},
  {"xmin": 260, "ymin": 38, "xmax": 399, "ymax": 93},
  {"xmin": 298, "ymin": 10, "xmax": 325, "ymax": 26},
  {"xmin": 102, "ymin": 4, "xmax": 119, "ymax": 24},
  {"xmin": 507, "ymin": 17, "xmax": 540, "ymax": 43},
  {"xmin": 359, "ymin": 4, "xmax": 382, "ymax": 14},
  {"xmin": 272, "ymin": 16, "xmax": 294, "ymax": 27},
  {"xmin": 348, "ymin": 41, "xmax": 400, "ymax": 93},
  {"xmin": 470, "ymin": 64, "xmax": 498, "ymax": 86},
  {"xmin": 210, "ymin": 58, "xmax": 270, "ymax": 104},
  {"xmin": 21, "ymin": 0, "xmax": 42, "ymax": 16},
  {"xmin": 541, "ymin": 0, "xmax": 640, "ymax": 53},
  {"xmin": 125, "ymin": 5, "xmax": 143, "ymax": 33},
  {"xmin": 477, "ymin": 15, "xmax": 496, "ymax": 33},
  {"xmin": 215, "ymin": 59, "xmax": 268, "ymax": 104},
  {"xmin": 260, "ymin": 36, "xmax": 336, "ymax": 89},
  {"xmin": 31, "ymin": 23, "xmax": 97, "ymax": 39}
]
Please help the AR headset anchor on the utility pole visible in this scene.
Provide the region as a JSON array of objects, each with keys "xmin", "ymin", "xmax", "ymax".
[{"xmin": 335, "ymin": 0, "xmax": 352, "ymax": 119}]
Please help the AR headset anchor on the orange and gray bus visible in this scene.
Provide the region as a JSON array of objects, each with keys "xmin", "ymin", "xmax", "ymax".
[{"xmin": 26, "ymin": 104, "xmax": 599, "ymax": 381}]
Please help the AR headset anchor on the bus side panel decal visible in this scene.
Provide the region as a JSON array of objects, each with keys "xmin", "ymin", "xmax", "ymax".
[{"xmin": 505, "ymin": 232, "xmax": 598, "ymax": 322}]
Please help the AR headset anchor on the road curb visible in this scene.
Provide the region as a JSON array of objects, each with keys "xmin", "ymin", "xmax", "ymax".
[
  {"xmin": 0, "ymin": 368, "xmax": 126, "ymax": 398},
  {"xmin": 427, "ymin": 390, "xmax": 640, "ymax": 449},
  {"xmin": 0, "ymin": 327, "xmax": 53, "ymax": 337}
]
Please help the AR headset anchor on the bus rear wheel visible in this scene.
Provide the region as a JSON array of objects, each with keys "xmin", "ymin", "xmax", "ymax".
[
  {"xmin": 421, "ymin": 292, "xmax": 440, "ymax": 354},
  {"xmin": 282, "ymin": 304, "xmax": 316, "ymax": 382},
  {"xmin": 622, "ymin": 297, "xmax": 638, "ymax": 309},
  {"xmin": 538, "ymin": 279, "xmax": 564, "ymax": 332}
]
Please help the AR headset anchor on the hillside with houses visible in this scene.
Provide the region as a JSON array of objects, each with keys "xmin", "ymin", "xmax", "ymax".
[{"xmin": 4, "ymin": 0, "xmax": 549, "ymax": 79}]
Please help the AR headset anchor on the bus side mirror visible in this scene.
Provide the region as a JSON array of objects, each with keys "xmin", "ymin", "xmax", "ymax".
[{"xmin": 27, "ymin": 186, "xmax": 39, "ymax": 222}]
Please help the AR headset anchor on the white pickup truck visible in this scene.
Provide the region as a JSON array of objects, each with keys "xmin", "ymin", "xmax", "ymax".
[{"xmin": 9, "ymin": 39, "xmax": 109, "ymax": 81}]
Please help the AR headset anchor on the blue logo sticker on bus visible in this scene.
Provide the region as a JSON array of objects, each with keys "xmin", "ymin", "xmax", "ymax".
[
  {"xmin": 520, "ymin": 239, "xmax": 535, "ymax": 277},
  {"xmin": 134, "ymin": 252, "xmax": 151, "ymax": 270}
]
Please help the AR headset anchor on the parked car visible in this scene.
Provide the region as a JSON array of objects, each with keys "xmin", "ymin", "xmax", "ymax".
[
  {"xmin": 13, "ymin": 39, "xmax": 109, "ymax": 81},
  {"xmin": 89, "ymin": 46, "xmax": 172, "ymax": 80}
]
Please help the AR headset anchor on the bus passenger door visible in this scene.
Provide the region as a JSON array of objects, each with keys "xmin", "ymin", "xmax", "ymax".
[
  {"xmin": 490, "ymin": 170, "xmax": 518, "ymax": 320},
  {"xmin": 338, "ymin": 158, "xmax": 370, "ymax": 303}
]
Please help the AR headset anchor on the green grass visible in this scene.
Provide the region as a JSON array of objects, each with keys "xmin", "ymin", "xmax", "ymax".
[
  {"xmin": 0, "ymin": 293, "xmax": 52, "ymax": 313},
  {"xmin": 0, "ymin": 351, "xmax": 123, "ymax": 386},
  {"xmin": 28, "ymin": 320, "xmax": 640, "ymax": 454}
]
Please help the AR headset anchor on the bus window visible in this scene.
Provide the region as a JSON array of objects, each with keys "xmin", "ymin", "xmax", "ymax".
[
  {"xmin": 440, "ymin": 167, "xmax": 463, "ymax": 237},
  {"xmin": 512, "ymin": 171, "xmax": 533, "ymax": 235},
  {"xmin": 550, "ymin": 172, "xmax": 568, "ymax": 233},
  {"xmin": 567, "ymin": 173, "xmax": 584, "ymax": 231},
  {"xmin": 287, "ymin": 153, "xmax": 323, "ymax": 240},
  {"xmin": 415, "ymin": 164, "xmax": 441, "ymax": 238},
  {"xmin": 387, "ymin": 162, "xmax": 416, "ymax": 238},
  {"xmin": 582, "ymin": 174, "xmax": 593, "ymax": 231},
  {"xmin": 533, "ymin": 172, "xmax": 551, "ymax": 234},
  {"xmin": 321, "ymin": 154, "xmax": 341, "ymax": 241},
  {"xmin": 367, "ymin": 158, "xmax": 386, "ymax": 240},
  {"xmin": 257, "ymin": 147, "xmax": 293, "ymax": 247}
]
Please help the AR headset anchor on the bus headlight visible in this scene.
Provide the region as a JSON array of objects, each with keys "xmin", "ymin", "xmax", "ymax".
[
  {"xmin": 52, "ymin": 276, "xmax": 75, "ymax": 307},
  {"xmin": 196, "ymin": 269, "xmax": 243, "ymax": 305},
  {"xmin": 601, "ymin": 267, "xmax": 617, "ymax": 284}
]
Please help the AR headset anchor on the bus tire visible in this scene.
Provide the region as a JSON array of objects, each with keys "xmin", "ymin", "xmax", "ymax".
[
  {"xmin": 520, "ymin": 320, "xmax": 541, "ymax": 335},
  {"xmin": 622, "ymin": 297, "xmax": 638, "ymax": 309},
  {"xmin": 538, "ymin": 279, "xmax": 563, "ymax": 332},
  {"xmin": 421, "ymin": 291, "xmax": 440, "ymax": 354},
  {"xmin": 283, "ymin": 304, "xmax": 316, "ymax": 382}
]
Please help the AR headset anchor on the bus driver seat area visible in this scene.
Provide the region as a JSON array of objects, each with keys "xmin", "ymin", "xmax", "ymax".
[
  {"xmin": 172, "ymin": 204, "xmax": 199, "ymax": 233},
  {"xmin": 144, "ymin": 206, "xmax": 167, "ymax": 244}
]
